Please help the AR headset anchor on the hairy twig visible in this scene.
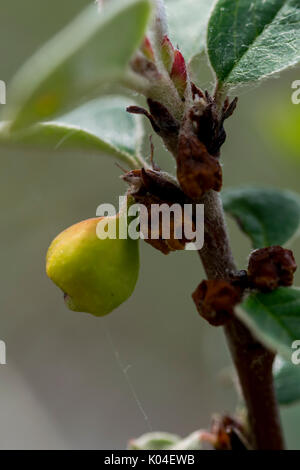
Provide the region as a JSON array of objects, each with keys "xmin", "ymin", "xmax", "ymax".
[{"xmin": 198, "ymin": 191, "xmax": 285, "ymax": 450}]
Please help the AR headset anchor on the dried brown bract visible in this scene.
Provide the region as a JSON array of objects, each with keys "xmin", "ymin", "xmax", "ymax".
[
  {"xmin": 123, "ymin": 167, "xmax": 187, "ymax": 204},
  {"xmin": 189, "ymin": 91, "xmax": 238, "ymax": 157},
  {"xmin": 210, "ymin": 415, "xmax": 251, "ymax": 450},
  {"xmin": 192, "ymin": 279, "xmax": 242, "ymax": 326},
  {"xmin": 247, "ymin": 246, "xmax": 297, "ymax": 291},
  {"xmin": 127, "ymin": 99, "xmax": 180, "ymax": 155},
  {"xmin": 177, "ymin": 132, "xmax": 222, "ymax": 199},
  {"xmin": 175, "ymin": 92, "xmax": 237, "ymax": 200},
  {"xmin": 122, "ymin": 168, "xmax": 195, "ymax": 255}
]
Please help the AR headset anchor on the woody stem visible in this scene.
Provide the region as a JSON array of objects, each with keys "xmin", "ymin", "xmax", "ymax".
[{"xmin": 198, "ymin": 190, "xmax": 285, "ymax": 450}]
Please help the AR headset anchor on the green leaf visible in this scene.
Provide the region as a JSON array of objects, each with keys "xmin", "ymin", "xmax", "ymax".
[
  {"xmin": 237, "ymin": 287, "xmax": 300, "ymax": 360},
  {"xmin": 4, "ymin": 0, "xmax": 152, "ymax": 131},
  {"xmin": 171, "ymin": 431, "xmax": 205, "ymax": 450},
  {"xmin": 128, "ymin": 431, "xmax": 205, "ymax": 450},
  {"xmin": 222, "ymin": 187, "xmax": 300, "ymax": 249},
  {"xmin": 274, "ymin": 356, "xmax": 300, "ymax": 406},
  {"xmin": 207, "ymin": 0, "xmax": 300, "ymax": 87},
  {"xmin": 165, "ymin": 0, "xmax": 214, "ymax": 61},
  {"xmin": 128, "ymin": 432, "xmax": 181, "ymax": 450},
  {"xmin": 0, "ymin": 96, "xmax": 144, "ymax": 169}
]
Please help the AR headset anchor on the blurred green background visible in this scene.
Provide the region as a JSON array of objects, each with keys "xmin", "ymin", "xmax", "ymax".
[{"xmin": 0, "ymin": 0, "xmax": 299, "ymax": 450}]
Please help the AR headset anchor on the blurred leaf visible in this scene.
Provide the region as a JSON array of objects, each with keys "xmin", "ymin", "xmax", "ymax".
[
  {"xmin": 222, "ymin": 187, "xmax": 300, "ymax": 249},
  {"xmin": 165, "ymin": 0, "xmax": 214, "ymax": 61},
  {"xmin": 171, "ymin": 431, "xmax": 205, "ymax": 450},
  {"xmin": 128, "ymin": 432, "xmax": 181, "ymax": 450},
  {"xmin": 274, "ymin": 356, "xmax": 300, "ymax": 406},
  {"xmin": 4, "ymin": 0, "xmax": 152, "ymax": 131},
  {"xmin": 260, "ymin": 99, "xmax": 300, "ymax": 163},
  {"xmin": 128, "ymin": 430, "xmax": 205, "ymax": 450},
  {"xmin": 0, "ymin": 96, "xmax": 144, "ymax": 168},
  {"xmin": 207, "ymin": 0, "xmax": 300, "ymax": 88},
  {"xmin": 189, "ymin": 50, "xmax": 215, "ymax": 89},
  {"xmin": 237, "ymin": 287, "xmax": 300, "ymax": 360}
]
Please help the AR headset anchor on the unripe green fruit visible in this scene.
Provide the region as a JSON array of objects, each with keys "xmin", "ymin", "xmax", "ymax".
[{"xmin": 46, "ymin": 213, "xmax": 139, "ymax": 317}]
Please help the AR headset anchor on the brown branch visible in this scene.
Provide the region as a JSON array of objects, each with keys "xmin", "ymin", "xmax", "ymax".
[
  {"xmin": 224, "ymin": 319, "xmax": 284, "ymax": 449},
  {"xmin": 198, "ymin": 190, "xmax": 285, "ymax": 450},
  {"xmin": 146, "ymin": 93, "xmax": 285, "ymax": 448}
]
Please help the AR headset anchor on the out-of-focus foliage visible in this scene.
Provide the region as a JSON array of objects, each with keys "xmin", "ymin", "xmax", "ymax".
[
  {"xmin": 165, "ymin": 0, "xmax": 214, "ymax": 61},
  {"xmin": 128, "ymin": 430, "xmax": 205, "ymax": 450},
  {"xmin": 260, "ymin": 99, "xmax": 300, "ymax": 163},
  {"xmin": 274, "ymin": 356, "xmax": 300, "ymax": 406},
  {"xmin": 0, "ymin": 96, "xmax": 144, "ymax": 168},
  {"xmin": 4, "ymin": 0, "xmax": 152, "ymax": 131}
]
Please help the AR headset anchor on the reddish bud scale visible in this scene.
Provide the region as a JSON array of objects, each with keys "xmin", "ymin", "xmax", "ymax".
[
  {"xmin": 161, "ymin": 35, "xmax": 175, "ymax": 73},
  {"xmin": 170, "ymin": 50, "xmax": 187, "ymax": 98},
  {"xmin": 141, "ymin": 37, "xmax": 155, "ymax": 62}
]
